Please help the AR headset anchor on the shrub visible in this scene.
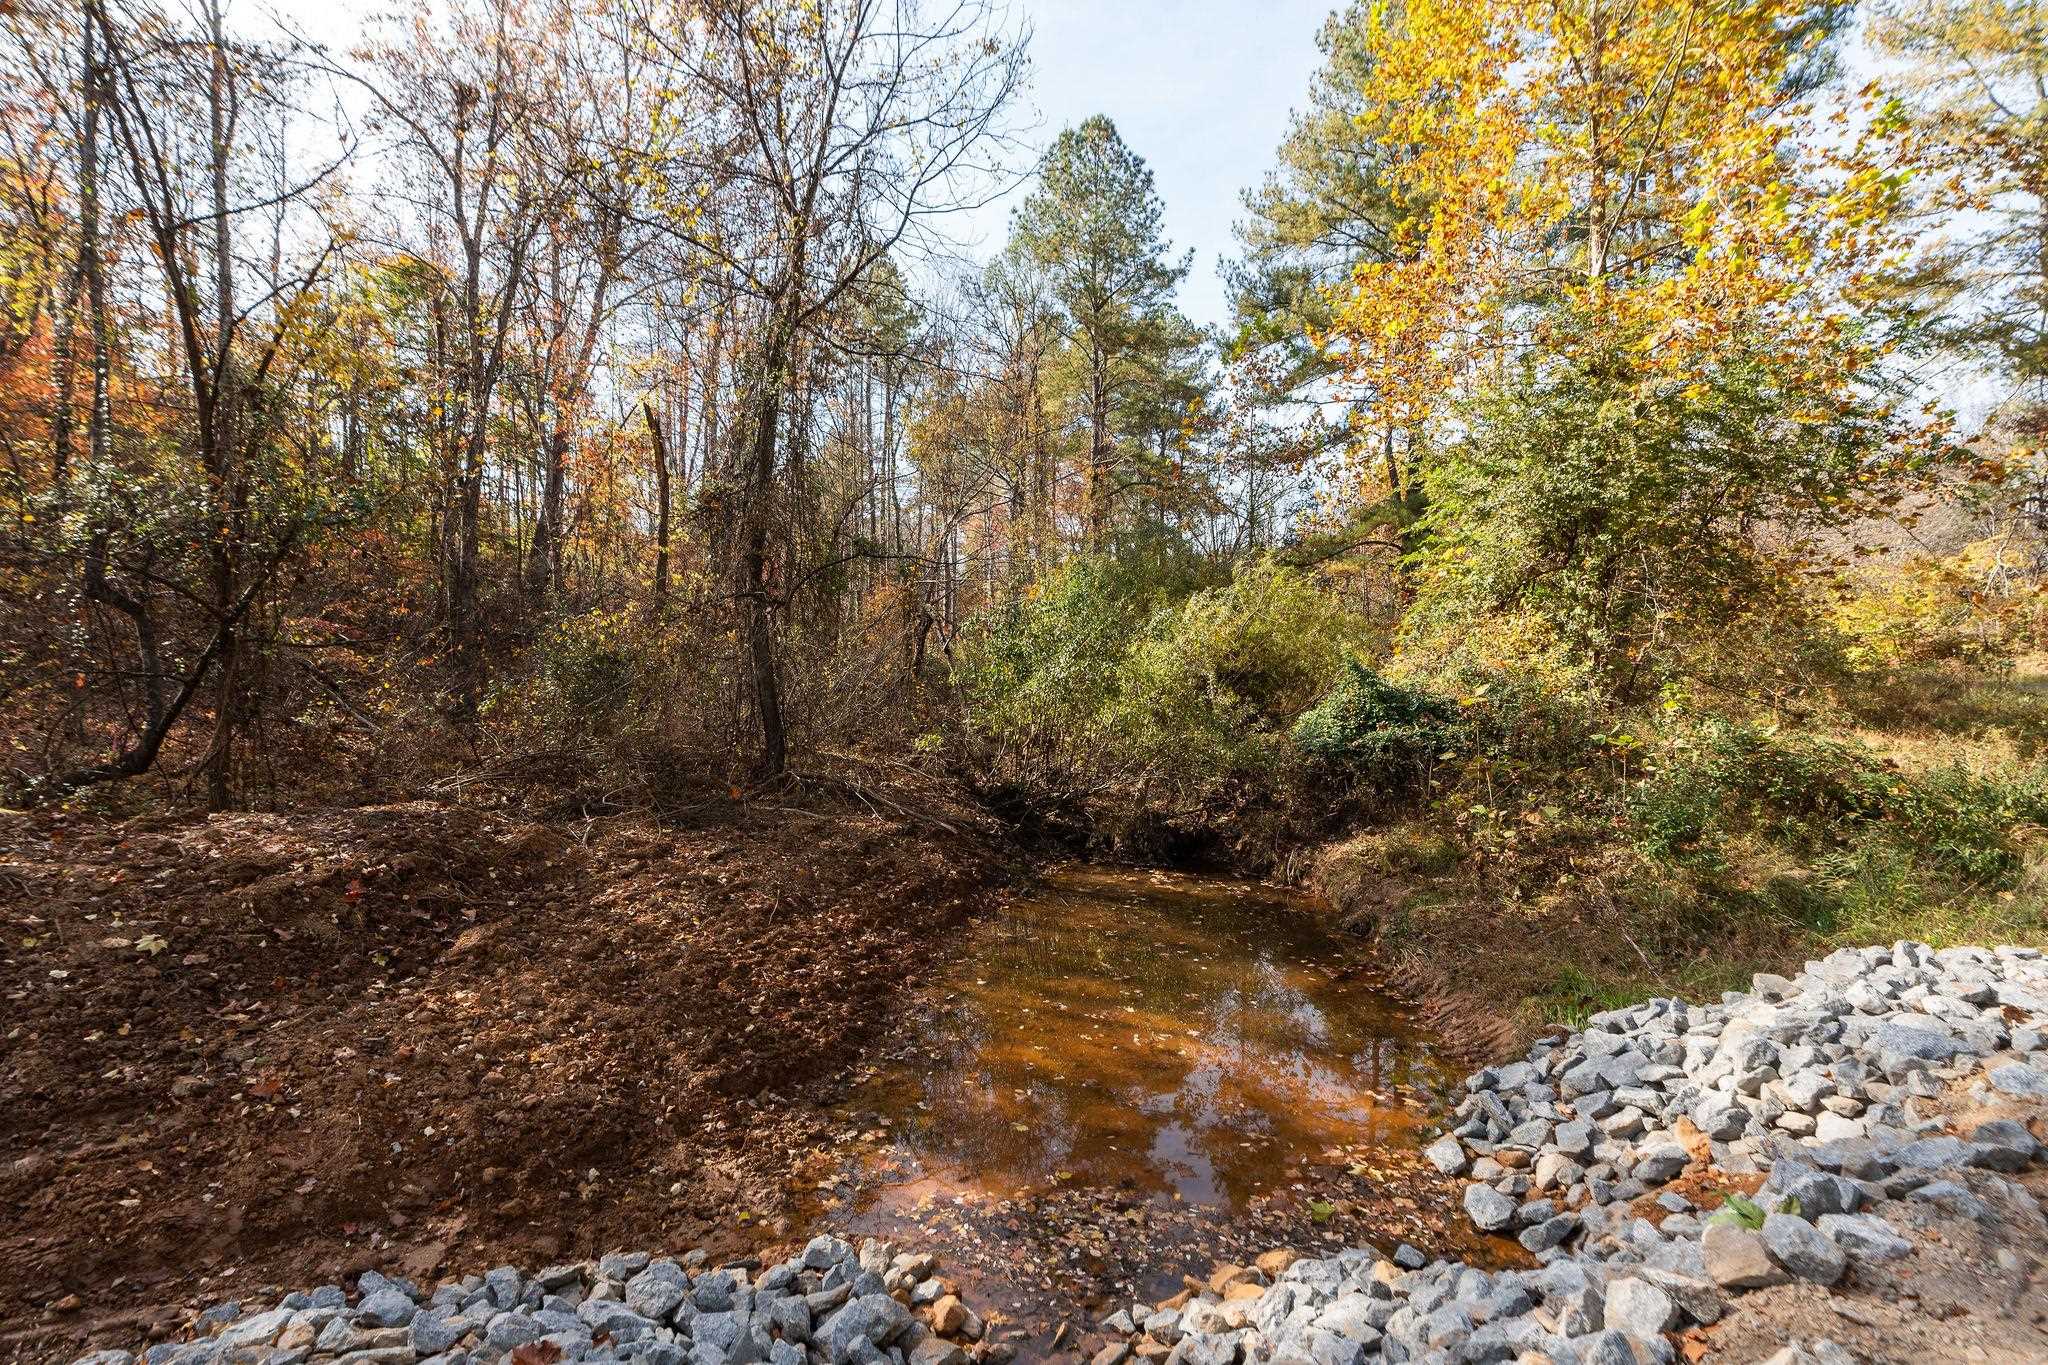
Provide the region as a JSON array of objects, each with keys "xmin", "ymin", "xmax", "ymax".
[
  {"xmin": 1292, "ymin": 657, "xmax": 1461, "ymax": 781},
  {"xmin": 1404, "ymin": 314, "xmax": 1917, "ymax": 705},
  {"xmin": 1631, "ymin": 720, "xmax": 2048, "ymax": 887},
  {"xmin": 957, "ymin": 554, "xmax": 1363, "ymax": 798},
  {"xmin": 1110, "ymin": 558, "xmax": 1364, "ymax": 781},
  {"xmin": 954, "ymin": 549, "xmax": 1207, "ymax": 768},
  {"xmin": 531, "ymin": 608, "xmax": 642, "ymax": 740},
  {"xmin": 499, "ymin": 596, "xmax": 755, "ymax": 789},
  {"xmin": 1830, "ymin": 543, "xmax": 2036, "ymax": 674}
]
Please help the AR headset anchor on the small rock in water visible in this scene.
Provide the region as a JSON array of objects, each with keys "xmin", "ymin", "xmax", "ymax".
[
  {"xmin": 1463, "ymin": 1183, "xmax": 1517, "ymax": 1232},
  {"xmin": 1422, "ymin": 1137, "xmax": 1467, "ymax": 1176}
]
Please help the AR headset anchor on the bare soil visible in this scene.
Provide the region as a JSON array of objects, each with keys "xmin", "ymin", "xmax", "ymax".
[{"xmin": 0, "ymin": 776, "xmax": 1014, "ymax": 1360}]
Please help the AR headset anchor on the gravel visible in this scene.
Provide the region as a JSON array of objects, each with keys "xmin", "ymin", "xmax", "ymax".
[{"xmin": 87, "ymin": 1235, "xmax": 988, "ymax": 1365}]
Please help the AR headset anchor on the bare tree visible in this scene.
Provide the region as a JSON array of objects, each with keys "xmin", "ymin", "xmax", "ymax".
[{"xmin": 624, "ymin": 0, "xmax": 1027, "ymax": 777}]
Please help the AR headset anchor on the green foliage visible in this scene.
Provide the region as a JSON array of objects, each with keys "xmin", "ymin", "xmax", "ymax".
[
  {"xmin": 1292, "ymin": 657, "xmax": 1461, "ymax": 781},
  {"xmin": 1706, "ymin": 1192, "xmax": 1800, "ymax": 1231},
  {"xmin": 1008, "ymin": 115, "xmax": 1204, "ymax": 537},
  {"xmin": 1406, "ymin": 315, "xmax": 1908, "ymax": 702},
  {"xmin": 1631, "ymin": 721, "xmax": 2048, "ymax": 887},
  {"xmin": 955, "ymin": 546, "xmax": 1213, "ymax": 763},
  {"xmin": 957, "ymin": 554, "xmax": 1362, "ymax": 797},
  {"xmin": 532, "ymin": 609, "xmax": 642, "ymax": 739}
]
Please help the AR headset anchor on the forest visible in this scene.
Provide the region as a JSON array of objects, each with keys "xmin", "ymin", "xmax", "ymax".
[{"xmin": 3, "ymin": 0, "xmax": 2048, "ymax": 1358}]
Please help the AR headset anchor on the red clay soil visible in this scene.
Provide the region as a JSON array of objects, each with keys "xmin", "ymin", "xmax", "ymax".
[{"xmin": 0, "ymin": 782, "xmax": 1014, "ymax": 1360}]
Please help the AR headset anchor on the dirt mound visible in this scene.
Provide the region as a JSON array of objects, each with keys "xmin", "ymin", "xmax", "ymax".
[{"xmin": 0, "ymin": 783, "xmax": 1013, "ymax": 1359}]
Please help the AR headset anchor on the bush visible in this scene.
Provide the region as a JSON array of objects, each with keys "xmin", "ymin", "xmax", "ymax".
[
  {"xmin": 957, "ymin": 553, "xmax": 1363, "ymax": 798},
  {"xmin": 1630, "ymin": 721, "xmax": 2048, "ymax": 887},
  {"xmin": 1110, "ymin": 558, "xmax": 1364, "ymax": 780},
  {"xmin": 1830, "ymin": 544, "xmax": 2034, "ymax": 674},
  {"xmin": 954, "ymin": 549, "xmax": 1210, "ymax": 769},
  {"xmin": 1292, "ymin": 657, "xmax": 1461, "ymax": 782},
  {"xmin": 497, "ymin": 597, "xmax": 756, "ymax": 792}
]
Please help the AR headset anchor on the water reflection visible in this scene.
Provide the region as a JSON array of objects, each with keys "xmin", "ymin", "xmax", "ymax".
[{"xmin": 853, "ymin": 865, "xmax": 1454, "ymax": 1210}]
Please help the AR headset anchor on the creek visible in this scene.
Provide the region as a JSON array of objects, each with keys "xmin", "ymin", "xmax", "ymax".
[{"xmin": 848, "ymin": 863, "xmax": 1458, "ymax": 1211}]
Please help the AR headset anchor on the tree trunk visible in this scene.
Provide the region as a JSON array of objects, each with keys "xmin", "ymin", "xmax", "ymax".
[
  {"xmin": 647, "ymin": 400, "xmax": 672, "ymax": 604},
  {"xmin": 1087, "ymin": 341, "xmax": 1109, "ymax": 544},
  {"xmin": 526, "ymin": 427, "xmax": 567, "ymax": 601},
  {"xmin": 199, "ymin": 0, "xmax": 241, "ymax": 811},
  {"xmin": 738, "ymin": 324, "xmax": 791, "ymax": 781}
]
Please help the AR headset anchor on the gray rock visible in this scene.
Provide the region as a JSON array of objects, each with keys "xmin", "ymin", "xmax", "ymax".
[
  {"xmin": 816, "ymin": 1294, "xmax": 911, "ymax": 1364},
  {"xmin": 1312, "ymin": 1296, "xmax": 1383, "ymax": 1346},
  {"xmin": 482, "ymin": 1265, "xmax": 525, "ymax": 1310},
  {"xmin": 217, "ymin": 1309, "xmax": 295, "ymax": 1349},
  {"xmin": 581, "ymin": 1299, "xmax": 659, "ymax": 1344},
  {"xmin": 1701, "ymin": 1224, "xmax": 1785, "ymax": 1291},
  {"xmin": 357, "ymin": 1271, "xmax": 418, "ymax": 1302},
  {"xmin": 1816, "ymin": 1213, "xmax": 1911, "ymax": 1262},
  {"xmin": 1602, "ymin": 1277, "xmax": 1678, "ymax": 1338},
  {"xmin": 1895, "ymin": 1136, "xmax": 1972, "ymax": 1169},
  {"xmin": 628, "ymin": 1264, "xmax": 690, "ymax": 1321},
  {"xmin": 802, "ymin": 1237, "xmax": 855, "ymax": 1272},
  {"xmin": 765, "ymin": 1294, "xmax": 811, "ymax": 1343},
  {"xmin": 409, "ymin": 1311, "xmax": 463, "ymax": 1355},
  {"xmin": 1423, "ymin": 1137, "xmax": 1467, "ymax": 1176},
  {"xmin": 600, "ymin": 1252, "xmax": 654, "ymax": 1280},
  {"xmin": 1634, "ymin": 1269, "xmax": 1723, "ymax": 1325},
  {"xmin": 1872, "ymin": 1023, "xmax": 1966, "ymax": 1073},
  {"xmin": 695, "ymin": 1270, "xmax": 741, "ymax": 1312},
  {"xmin": 354, "ymin": 1290, "xmax": 417, "ymax": 1329},
  {"xmin": 1760, "ymin": 1214, "xmax": 1846, "ymax": 1285},
  {"xmin": 1776, "ymin": 1171, "xmax": 1860, "ymax": 1218},
  {"xmin": 1908, "ymin": 1179, "xmax": 1993, "ymax": 1221},
  {"xmin": 1463, "ymin": 1183, "xmax": 1517, "ymax": 1232},
  {"xmin": 486, "ymin": 1312, "xmax": 544, "ymax": 1350},
  {"xmin": 537, "ymin": 1264, "xmax": 587, "ymax": 1291},
  {"xmin": 1520, "ymin": 1214, "xmax": 1578, "ymax": 1252},
  {"xmin": 1987, "ymin": 1063, "xmax": 2048, "ymax": 1100},
  {"xmin": 1690, "ymin": 1099, "xmax": 1748, "ymax": 1141},
  {"xmin": 1574, "ymin": 1328, "xmax": 1672, "ymax": 1364},
  {"xmin": 1632, "ymin": 1145, "xmax": 1688, "ymax": 1185},
  {"xmin": 1972, "ymin": 1118, "xmax": 2041, "ymax": 1161}
]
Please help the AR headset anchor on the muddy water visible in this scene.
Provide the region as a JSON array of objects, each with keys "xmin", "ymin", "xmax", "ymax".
[{"xmin": 849, "ymin": 864, "xmax": 1456, "ymax": 1212}]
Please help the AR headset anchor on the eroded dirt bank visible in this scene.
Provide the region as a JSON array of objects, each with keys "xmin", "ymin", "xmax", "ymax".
[{"xmin": 0, "ymin": 780, "xmax": 1014, "ymax": 1358}]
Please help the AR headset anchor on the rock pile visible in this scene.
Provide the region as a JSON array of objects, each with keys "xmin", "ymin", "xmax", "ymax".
[
  {"xmin": 1076, "ymin": 942, "xmax": 2048, "ymax": 1363},
  {"xmin": 73, "ymin": 1237, "xmax": 1000, "ymax": 1365}
]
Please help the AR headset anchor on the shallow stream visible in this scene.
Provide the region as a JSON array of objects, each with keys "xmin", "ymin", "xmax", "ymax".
[{"xmin": 849, "ymin": 863, "xmax": 1458, "ymax": 1211}]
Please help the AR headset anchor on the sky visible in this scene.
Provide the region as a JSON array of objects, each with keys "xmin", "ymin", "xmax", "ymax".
[{"xmin": 950, "ymin": 0, "xmax": 1339, "ymax": 330}]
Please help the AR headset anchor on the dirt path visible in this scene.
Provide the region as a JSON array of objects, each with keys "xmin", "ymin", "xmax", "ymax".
[{"xmin": 0, "ymin": 783, "xmax": 1015, "ymax": 1360}]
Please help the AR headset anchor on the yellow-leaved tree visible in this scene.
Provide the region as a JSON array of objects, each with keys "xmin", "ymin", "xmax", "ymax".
[{"xmin": 1323, "ymin": 0, "xmax": 1949, "ymax": 700}]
